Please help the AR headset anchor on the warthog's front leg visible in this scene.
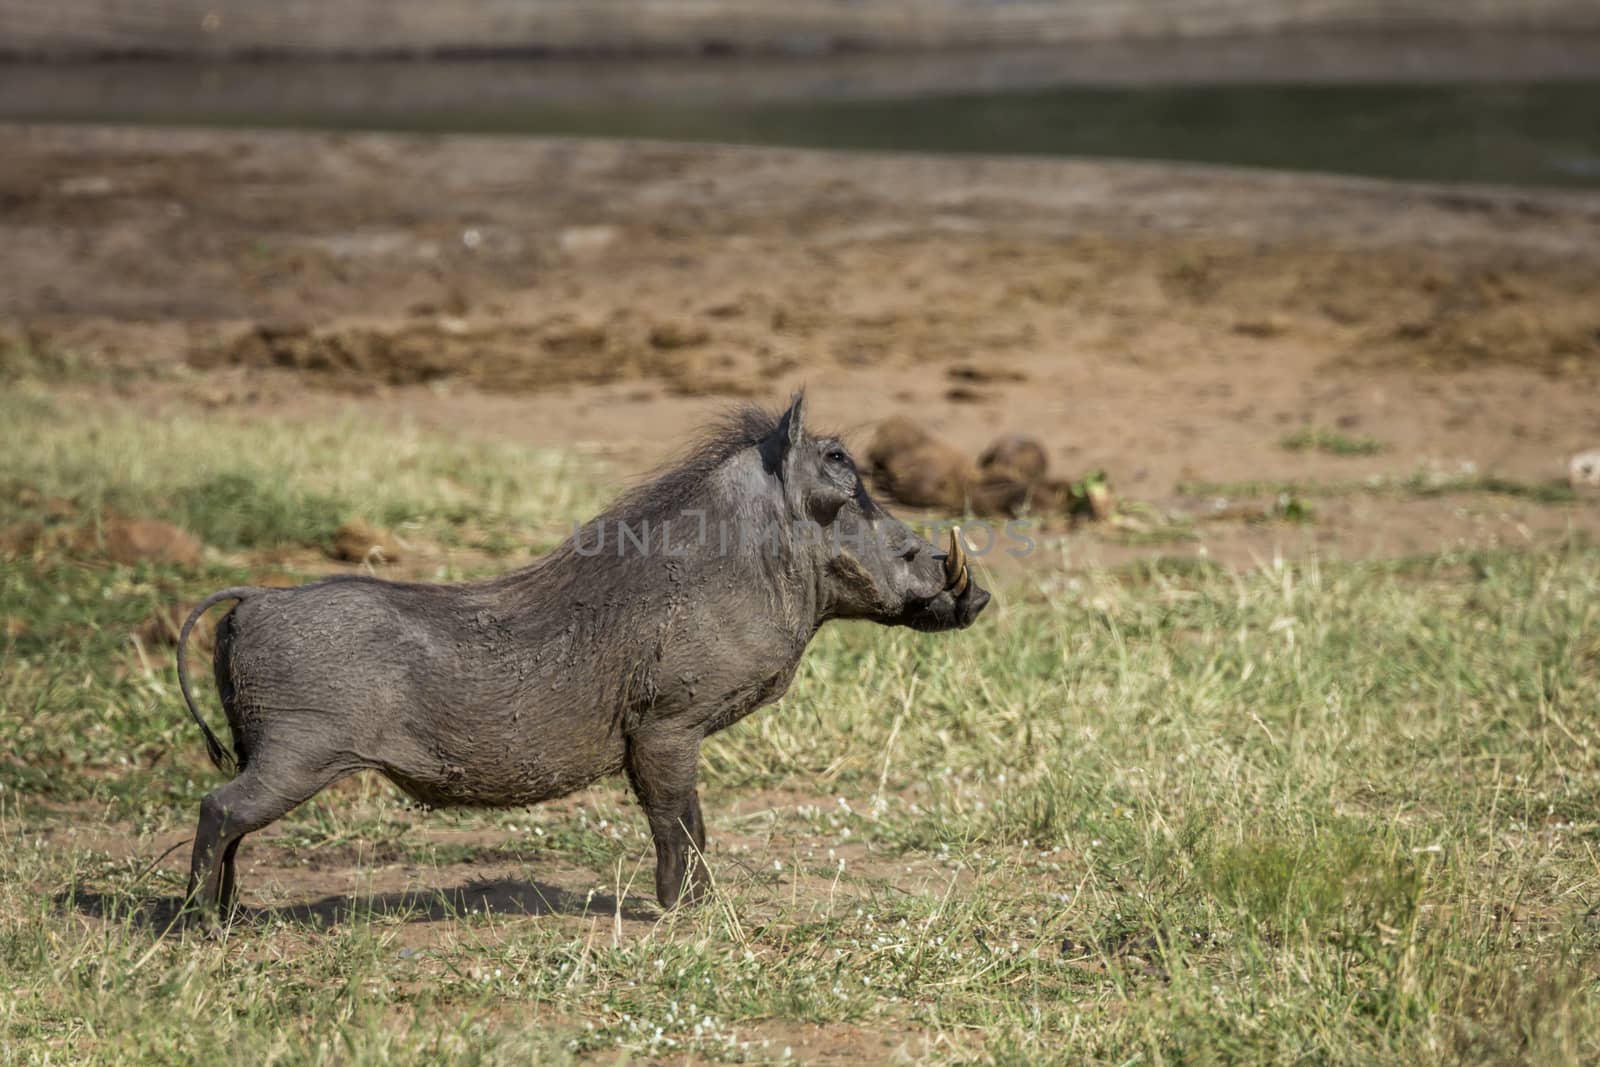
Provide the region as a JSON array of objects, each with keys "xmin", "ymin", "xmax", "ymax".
[{"xmin": 625, "ymin": 726, "xmax": 709, "ymax": 910}]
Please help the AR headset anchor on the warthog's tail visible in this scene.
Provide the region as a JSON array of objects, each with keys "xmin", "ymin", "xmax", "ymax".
[{"xmin": 177, "ymin": 587, "xmax": 262, "ymax": 776}]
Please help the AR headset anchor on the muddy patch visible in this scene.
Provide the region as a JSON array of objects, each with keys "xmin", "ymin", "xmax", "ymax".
[{"xmin": 198, "ymin": 315, "xmax": 774, "ymax": 397}]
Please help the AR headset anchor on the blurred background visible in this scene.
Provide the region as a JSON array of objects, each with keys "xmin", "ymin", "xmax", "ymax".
[{"xmin": 2, "ymin": 0, "xmax": 1598, "ymax": 571}]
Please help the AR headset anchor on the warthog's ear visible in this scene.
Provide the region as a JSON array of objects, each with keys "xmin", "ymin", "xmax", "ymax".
[
  {"xmin": 777, "ymin": 392, "xmax": 805, "ymax": 451},
  {"xmin": 763, "ymin": 392, "xmax": 808, "ymax": 515},
  {"xmin": 763, "ymin": 393, "xmax": 806, "ymax": 471}
]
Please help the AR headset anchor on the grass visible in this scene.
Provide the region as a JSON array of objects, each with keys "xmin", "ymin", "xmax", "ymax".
[
  {"xmin": 4, "ymin": 386, "xmax": 1600, "ymax": 1063},
  {"xmin": 0, "ymin": 388, "xmax": 611, "ymax": 556},
  {"xmin": 1280, "ymin": 426, "xmax": 1386, "ymax": 457},
  {"xmin": 1, "ymin": 334, "xmax": 130, "ymax": 386}
]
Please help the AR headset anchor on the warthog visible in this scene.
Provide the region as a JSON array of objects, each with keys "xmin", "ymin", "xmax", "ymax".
[{"xmin": 177, "ymin": 396, "xmax": 990, "ymax": 920}]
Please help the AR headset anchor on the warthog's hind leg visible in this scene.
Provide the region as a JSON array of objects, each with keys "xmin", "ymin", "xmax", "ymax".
[
  {"xmin": 186, "ymin": 763, "xmax": 339, "ymax": 925},
  {"xmin": 218, "ymin": 836, "xmax": 245, "ymax": 916}
]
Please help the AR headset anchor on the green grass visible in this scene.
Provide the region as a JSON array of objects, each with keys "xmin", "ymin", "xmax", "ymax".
[
  {"xmin": 1280, "ymin": 426, "xmax": 1386, "ymax": 457},
  {"xmin": 4, "ymin": 388, "xmax": 1600, "ymax": 1063},
  {"xmin": 0, "ymin": 388, "xmax": 611, "ymax": 555},
  {"xmin": 1403, "ymin": 473, "xmax": 1579, "ymax": 505}
]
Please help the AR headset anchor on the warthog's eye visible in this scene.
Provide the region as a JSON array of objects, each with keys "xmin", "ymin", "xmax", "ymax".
[{"xmin": 826, "ymin": 448, "xmax": 849, "ymax": 467}]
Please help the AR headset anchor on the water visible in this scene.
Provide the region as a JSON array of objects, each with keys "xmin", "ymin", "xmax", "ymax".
[
  {"xmin": 445, "ymin": 83, "xmax": 1599, "ymax": 188},
  {"xmin": 2, "ymin": 43, "xmax": 1598, "ymax": 187},
  {"xmin": 720, "ymin": 83, "xmax": 1600, "ymax": 188}
]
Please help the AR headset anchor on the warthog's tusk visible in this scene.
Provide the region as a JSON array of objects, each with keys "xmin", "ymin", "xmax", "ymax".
[{"xmin": 944, "ymin": 526, "xmax": 970, "ymax": 598}]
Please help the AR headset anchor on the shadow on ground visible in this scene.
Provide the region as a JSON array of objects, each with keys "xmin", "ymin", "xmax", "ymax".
[{"xmin": 63, "ymin": 876, "xmax": 656, "ymax": 935}]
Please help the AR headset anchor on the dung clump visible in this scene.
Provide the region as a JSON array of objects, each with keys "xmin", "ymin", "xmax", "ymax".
[
  {"xmin": 866, "ymin": 418, "xmax": 978, "ymax": 511},
  {"xmin": 866, "ymin": 418, "xmax": 1112, "ymax": 521},
  {"xmin": 866, "ymin": 415, "xmax": 933, "ymax": 470},
  {"xmin": 879, "ymin": 442, "xmax": 981, "ymax": 510},
  {"xmin": 978, "ymin": 433, "xmax": 1049, "ymax": 485}
]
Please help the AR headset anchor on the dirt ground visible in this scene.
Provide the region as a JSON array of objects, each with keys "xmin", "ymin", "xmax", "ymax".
[{"xmin": 3, "ymin": 121, "xmax": 1599, "ymax": 571}]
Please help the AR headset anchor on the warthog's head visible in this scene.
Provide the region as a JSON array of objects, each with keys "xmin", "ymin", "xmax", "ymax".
[{"xmin": 765, "ymin": 396, "xmax": 990, "ymax": 632}]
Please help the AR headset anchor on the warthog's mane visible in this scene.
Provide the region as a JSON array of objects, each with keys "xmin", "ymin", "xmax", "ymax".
[{"xmin": 592, "ymin": 404, "xmax": 784, "ymax": 527}]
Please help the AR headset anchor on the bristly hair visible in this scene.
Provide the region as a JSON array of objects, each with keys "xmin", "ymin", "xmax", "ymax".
[{"xmin": 593, "ymin": 404, "xmax": 783, "ymax": 525}]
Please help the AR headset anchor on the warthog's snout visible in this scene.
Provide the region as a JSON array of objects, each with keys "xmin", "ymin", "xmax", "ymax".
[{"xmin": 902, "ymin": 526, "xmax": 991, "ymax": 632}]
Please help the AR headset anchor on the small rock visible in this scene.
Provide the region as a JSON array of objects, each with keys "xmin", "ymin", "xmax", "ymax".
[
  {"xmin": 1570, "ymin": 450, "xmax": 1600, "ymax": 490},
  {"xmin": 98, "ymin": 518, "xmax": 203, "ymax": 568},
  {"xmin": 331, "ymin": 519, "xmax": 402, "ymax": 564}
]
